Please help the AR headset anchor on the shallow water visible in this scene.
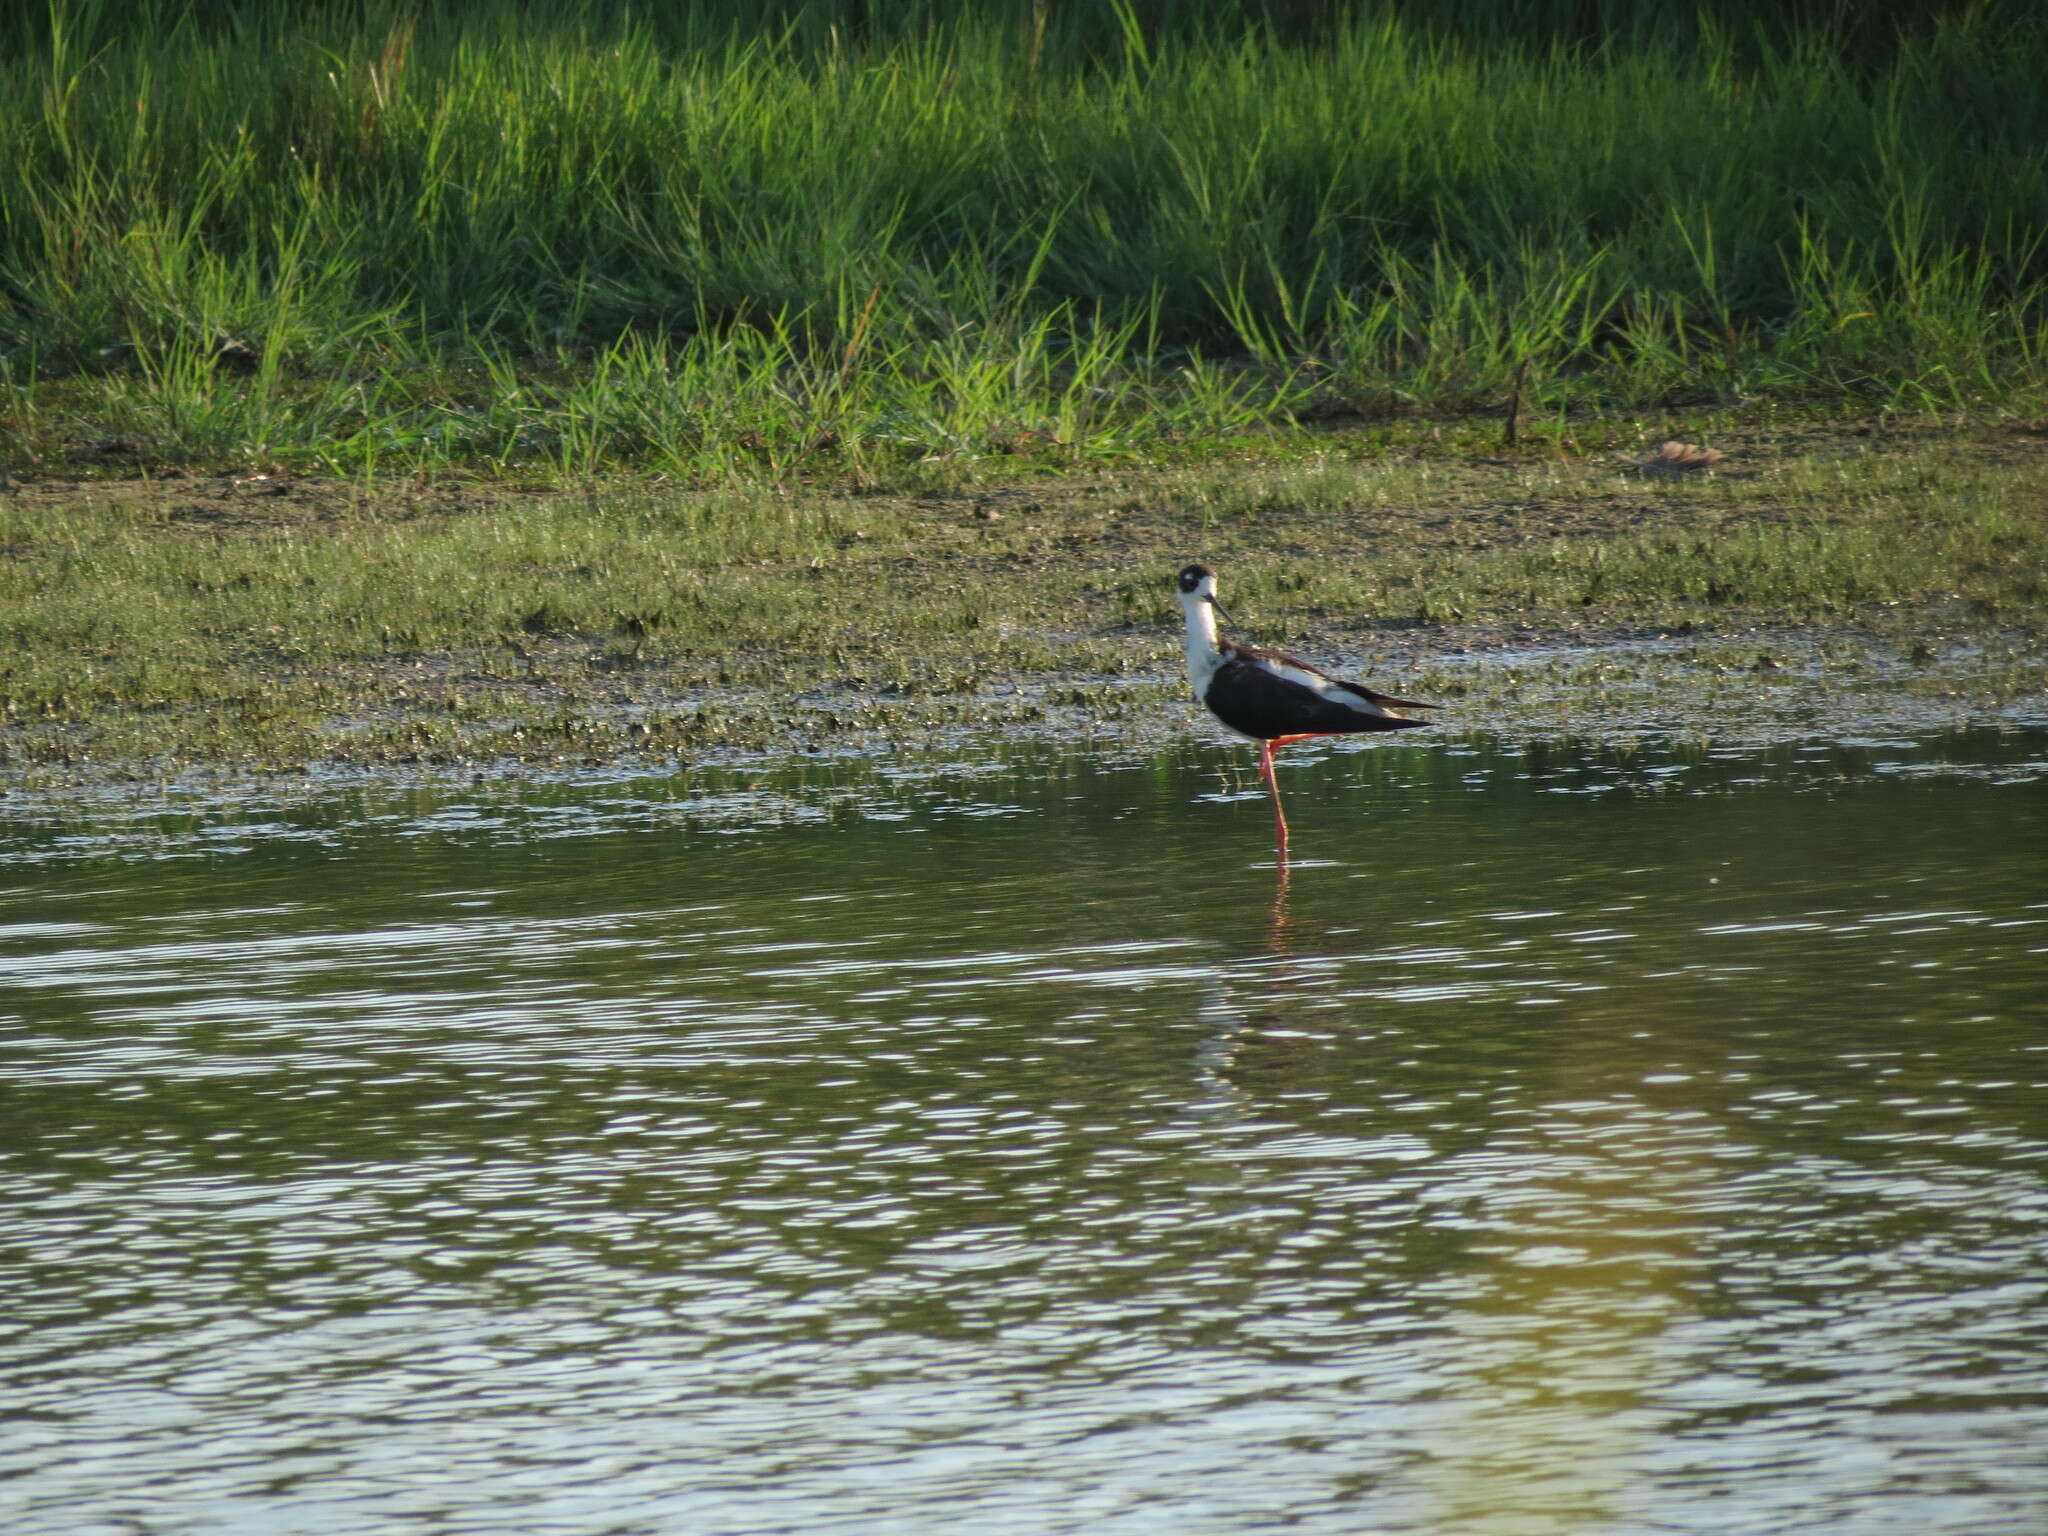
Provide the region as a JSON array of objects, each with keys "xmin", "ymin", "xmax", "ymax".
[{"xmin": 5, "ymin": 730, "xmax": 2047, "ymax": 1535}]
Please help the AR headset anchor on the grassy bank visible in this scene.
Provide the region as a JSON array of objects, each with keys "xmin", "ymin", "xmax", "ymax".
[
  {"xmin": 4, "ymin": 5, "xmax": 2044, "ymax": 777},
  {"xmin": 4, "ymin": 416, "xmax": 2045, "ymax": 774},
  {"xmin": 3, "ymin": 2, "xmax": 2047, "ymax": 481}
]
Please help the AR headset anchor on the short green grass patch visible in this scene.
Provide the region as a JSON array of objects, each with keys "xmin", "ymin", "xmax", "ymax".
[{"xmin": 4, "ymin": 420, "xmax": 2043, "ymax": 773}]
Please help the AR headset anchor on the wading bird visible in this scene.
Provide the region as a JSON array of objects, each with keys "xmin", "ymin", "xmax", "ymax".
[{"xmin": 1175, "ymin": 563, "xmax": 1434, "ymax": 859}]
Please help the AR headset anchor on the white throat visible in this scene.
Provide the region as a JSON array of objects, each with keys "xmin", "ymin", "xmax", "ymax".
[{"xmin": 1177, "ymin": 585, "xmax": 1224, "ymax": 697}]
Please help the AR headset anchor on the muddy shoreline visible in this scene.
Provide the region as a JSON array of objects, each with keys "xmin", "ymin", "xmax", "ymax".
[
  {"xmin": 5, "ymin": 414, "xmax": 2045, "ymax": 790},
  {"xmin": 5, "ymin": 619, "xmax": 2041, "ymax": 806}
]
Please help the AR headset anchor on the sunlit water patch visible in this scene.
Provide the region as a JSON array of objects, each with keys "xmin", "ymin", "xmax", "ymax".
[{"xmin": 3, "ymin": 730, "xmax": 2046, "ymax": 1534}]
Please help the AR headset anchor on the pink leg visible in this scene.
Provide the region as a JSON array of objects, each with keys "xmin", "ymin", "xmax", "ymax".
[{"xmin": 1257, "ymin": 739, "xmax": 1290, "ymax": 862}]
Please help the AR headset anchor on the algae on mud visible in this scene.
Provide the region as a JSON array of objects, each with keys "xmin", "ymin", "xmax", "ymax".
[{"xmin": 3, "ymin": 414, "xmax": 2045, "ymax": 781}]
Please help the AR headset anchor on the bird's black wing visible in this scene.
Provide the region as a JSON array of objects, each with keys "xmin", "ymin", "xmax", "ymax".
[
  {"xmin": 1331, "ymin": 678, "xmax": 1439, "ymax": 711},
  {"xmin": 1205, "ymin": 648, "xmax": 1430, "ymax": 739},
  {"xmin": 1227, "ymin": 641, "xmax": 1439, "ymax": 715}
]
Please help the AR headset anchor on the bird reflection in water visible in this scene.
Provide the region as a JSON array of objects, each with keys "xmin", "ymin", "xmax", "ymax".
[{"xmin": 1187, "ymin": 855, "xmax": 1339, "ymax": 1122}]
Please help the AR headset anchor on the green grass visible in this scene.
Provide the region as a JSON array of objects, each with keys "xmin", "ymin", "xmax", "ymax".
[
  {"xmin": 1163, "ymin": 441, "xmax": 2048, "ymax": 625},
  {"xmin": 3, "ymin": 1, "xmax": 2047, "ymax": 481},
  {"xmin": 4, "ymin": 420, "xmax": 2044, "ymax": 772}
]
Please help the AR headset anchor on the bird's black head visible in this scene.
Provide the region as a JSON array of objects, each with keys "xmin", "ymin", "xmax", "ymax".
[{"xmin": 1176, "ymin": 563, "xmax": 1214, "ymax": 594}]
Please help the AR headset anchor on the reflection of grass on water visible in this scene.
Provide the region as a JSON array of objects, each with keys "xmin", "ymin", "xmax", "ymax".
[{"xmin": 2, "ymin": 2, "xmax": 2047, "ymax": 477}]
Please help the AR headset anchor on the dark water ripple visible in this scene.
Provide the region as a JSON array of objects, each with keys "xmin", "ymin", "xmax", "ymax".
[{"xmin": 3, "ymin": 731, "xmax": 2046, "ymax": 1534}]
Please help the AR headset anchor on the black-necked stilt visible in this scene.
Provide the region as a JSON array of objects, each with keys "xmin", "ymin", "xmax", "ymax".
[{"xmin": 1176, "ymin": 562, "xmax": 1435, "ymax": 858}]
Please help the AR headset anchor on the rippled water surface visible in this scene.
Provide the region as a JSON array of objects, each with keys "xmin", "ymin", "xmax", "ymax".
[{"xmin": 5, "ymin": 731, "xmax": 2048, "ymax": 1535}]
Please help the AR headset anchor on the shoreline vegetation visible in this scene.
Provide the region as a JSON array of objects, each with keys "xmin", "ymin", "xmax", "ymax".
[
  {"xmin": 2, "ymin": 2, "xmax": 2046, "ymax": 777},
  {"xmin": 5, "ymin": 413, "xmax": 2044, "ymax": 779}
]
